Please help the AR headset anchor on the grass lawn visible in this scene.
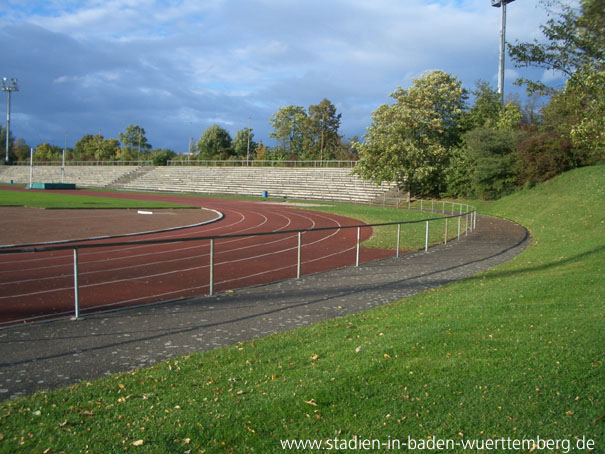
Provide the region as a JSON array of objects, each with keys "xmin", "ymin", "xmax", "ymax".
[
  {"xmin": 296, "ymin": 200, "xmax": 471, "ymax": 250},
  {"xmin": 0, "ymin": 166, "xmax": 602, "ymax": 453},
  {"xmin": 0, "ymin": 189, "xmax": 195, "ymax": 210}
]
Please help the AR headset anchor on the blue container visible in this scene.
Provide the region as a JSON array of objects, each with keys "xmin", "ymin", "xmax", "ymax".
[{"xmin": 262, "ymin": 191, "xmax": 268, "ymax": 198}]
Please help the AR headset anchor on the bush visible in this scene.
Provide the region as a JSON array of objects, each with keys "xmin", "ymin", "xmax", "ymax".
[
  {"xmin": 464, "ymin": 128, "xmax": 520, "ymax": 200},
  {"xmin": 515, "ymin": 131, "xmax": 577, "ymax": 186}
]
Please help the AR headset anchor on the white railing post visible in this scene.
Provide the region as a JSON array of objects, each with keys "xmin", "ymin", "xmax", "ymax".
[
  {"xmin": 297, "ymin": 231, "xmax": 302, "ymax": 279},
  {"xmin": 73, "ymin": 249, "xmax": 80, "ymax": 320},
  {"xmin": 444, "ymin": 218, "xmax": 448, "ymax": 245},
  {"xmin": 356, "ymin": 227, "xmax": 360, "ymax": 267},
  {"xmin": 425, "ymin": 221, "xmax": 429, "ymax": 252},
  {"xmin": 458, "ymin": 215, "xmax": 461, "ymax": 240},
  {"xmin": 209, "ymin": 239, "xmax": 214, "ymax": 296},
  {"xmin": 396, "ymin": 224, "xmax": 401, "ymax": 258}
]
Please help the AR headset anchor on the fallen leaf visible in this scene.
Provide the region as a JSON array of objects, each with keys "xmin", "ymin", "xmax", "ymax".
[
  {"xmin": 304, "ymin": 399, "xmax": 318, "ymax": 406},
  {"xmin": 132, "ymin": 440, "xmax": 144, "ymax": 446}
]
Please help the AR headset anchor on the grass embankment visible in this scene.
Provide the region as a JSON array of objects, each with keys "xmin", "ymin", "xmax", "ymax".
[
  {"xmin": 0, "ymin": 189, "xmax": 194, "ymax": 210},
  {"xmin": 0, "ymin": 167, "xmax": 603, "ymax": 453}
]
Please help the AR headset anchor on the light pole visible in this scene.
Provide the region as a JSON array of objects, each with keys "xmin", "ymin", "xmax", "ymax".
[
  {"xmin": 1, "ymin": 77, "xmax": 18, "ymax": 163},
  {"xmin": 492, "ymin": 0, "xmax": 515, "ymax": 105}
]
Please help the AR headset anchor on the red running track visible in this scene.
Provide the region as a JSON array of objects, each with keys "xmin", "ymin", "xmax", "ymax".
[{"xmin": 0, "ymin": 191, "xmax": 393, "ymax": 325}]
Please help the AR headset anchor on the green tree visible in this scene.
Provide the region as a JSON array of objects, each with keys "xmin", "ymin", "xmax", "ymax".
[
  {"xmin": 196, "ymin": 125, "xmax": 233, "ymax": 160},
  {"xmin": 354, "ymin": 70, "xmax": 467, "ymax": 196},
  {"xmin": 464, "ymin": 81, "xmax": 502, "ymax": 130},
  {"xmin": 119, "ymin": 125, "xmax": 152, "ymax": 156},
  {"xmin": 464, "ymin": 128, "xmax": 521, "ymax": 200},
  {"xmin": 269, "ymin": 105, "xmax": 308, "ymax": 159},
  {"xmin": 75, "ymin": 134, "xmax": 120, "ymax": 161},
  {"xmin": 565, "ymin": 65, "xmax": 605, "ymax": 159},
  {"xmin": 510, "ymin": 0, "xmax": 604, "ymax": 163},
  {"xmin": 34, "ymin": 143, "xmax": 62, "ymax": 161},
  {"xmin": 150, "ymin": 148, "xmax": 177, "ymax": 166},
  {"xmin": 233, "ymin": 128, "xmax": 257, "ymax": 159},
  {"xmin": 12, "ymin": 138, "xmax": 30, "ymax": 163},
  {"xmin": 509, "ymin": 0, "xmax": 604, "ymax": 92},
  {"xmin": 307, "ymin": 99, "xmax": 342, "ymax": 161}
]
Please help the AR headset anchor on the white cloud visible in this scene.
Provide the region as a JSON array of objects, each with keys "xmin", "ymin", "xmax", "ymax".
[{"xmin": 1, "ymin": 0, "xmax": 553, "ymax": 151}]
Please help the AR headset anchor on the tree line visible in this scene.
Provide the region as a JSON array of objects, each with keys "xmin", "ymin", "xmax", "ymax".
[
  {"xmin": 2, "ymin": 0, "xmax": 602, "ymax": 200},
  {"xmin": 355, "ymin": 0, "xmax": 603, "ymax": 199},
  {"xmin": 0, "ymin": 98, "xmax": 355, "ymax": 166}
]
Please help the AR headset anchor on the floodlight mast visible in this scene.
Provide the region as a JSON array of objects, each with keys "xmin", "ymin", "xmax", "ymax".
[
  {"xmin": 492, "ymin": 0, "xmax": 515, "ymax": 105},
  {"xmin": 1, "ymin": 77, "xmax": 18, "ymax": 163}
]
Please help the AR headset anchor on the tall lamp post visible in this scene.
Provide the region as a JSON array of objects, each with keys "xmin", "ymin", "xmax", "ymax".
[
  {"xmin": 1, "ymin": 77, "xmax": 18, "ymax": 163},
  {"xmin": 492, "ymin": 0, "xmax": 515, "ymax": 105}
]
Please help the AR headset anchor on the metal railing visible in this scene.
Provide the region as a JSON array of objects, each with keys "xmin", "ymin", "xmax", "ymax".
[
  {"xmin": 9, "ymin": 161, "xmax": 152, "ymax": 166},
  {"xmin": 0, "ymin": 200, "xmax": 476, "ymax": 322},
  {"xmin": 168, "ymin": 159, "xmax": 357, "ymax": 168}
]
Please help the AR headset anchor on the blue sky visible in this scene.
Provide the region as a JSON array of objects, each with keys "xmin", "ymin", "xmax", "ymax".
[{"xmin": 1, "ymin": 0, "xmax": 561, "ymax": 154}]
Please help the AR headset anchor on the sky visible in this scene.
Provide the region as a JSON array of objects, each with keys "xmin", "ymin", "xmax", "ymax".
[{"xmin": 0, "ymin": 0, "xmax": 563, "ymax": 154}]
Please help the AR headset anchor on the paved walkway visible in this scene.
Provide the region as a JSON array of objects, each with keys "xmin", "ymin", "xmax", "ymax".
[{"xmin": 0, "ymin": 215, "xmax": 530, "ymax": 401}]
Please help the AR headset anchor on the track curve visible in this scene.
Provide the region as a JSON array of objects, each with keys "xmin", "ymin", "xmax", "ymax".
[{"xmin": 0, "ymin": 191, "xmax": 392, "ymax": 325}]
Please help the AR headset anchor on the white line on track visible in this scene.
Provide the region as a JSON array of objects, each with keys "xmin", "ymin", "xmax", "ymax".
[{"xmin": 0, "ymin": 202, "xmax": 361, "ymax": 312}]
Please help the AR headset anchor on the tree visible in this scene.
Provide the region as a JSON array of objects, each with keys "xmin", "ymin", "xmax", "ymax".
[
  {"xmin": 565, "ymin": 65, "xmax": 605, "ymax": 159},
  {"xmin": 269, "ymin": 105, "xmax": 308, "ymax": 159},
  {"xmin": 307, "ymin": 99, "xmax": 342, "ymax": 161},
  {"xmin": 233, "ymin": 128, "xmax": 257, "ymax": 159},
  {"xmin": 150, "ymin": 148, "xmax": 177, "ymax": 166},
  {"xmin": 464, "ymin": 81, "xmax": 502, "ymax": 130},
  {"xmin": 508, "ymin": 0, "xmax": 604, "ymax": 92},
  {"xmin": 464, "ymin": 81, "xmax": 522, "ymax": 132},
  {"xmin": 119, "ymin": 125, "xmax": 152, "ymax": 156},
  {"xmin": 354, "ymin": 70, "xmax": 467, "ymax": 196},
  {"xmin": 510, "ymin": 0, "xmax": 604, "ymax": 162},
  {"xmin": 196, "ymin": 125, "xmax": 233, "ymax": 160},
  {"xmin": 75, "ymin": 134, "xmax": 120, "ymax": 161},
  {"xmin": 463, "ymin": 128, "xmax": 521, "ymax": 200},
  {"xmin": 34, "ymin": 143, "xmax": 62, "ymax": 161},
  {"xmin": 12, "ymin": 138, "xmax": 30, "ymax": 163}
]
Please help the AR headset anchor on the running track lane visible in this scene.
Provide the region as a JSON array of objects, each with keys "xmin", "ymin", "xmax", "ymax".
[{"xmin": 0, "ymin": 191, "xmax": 393, "ymax": 324}]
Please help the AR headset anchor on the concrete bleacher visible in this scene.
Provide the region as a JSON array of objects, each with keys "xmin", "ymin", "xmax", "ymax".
[
  {"xmin": 114, "ymin": 166, "xmax": 397, "ymax": 203},
  {"xmin": 0, "ymin": 165, "xmax": 398, "ymax": 203},
  {"xmin": 0, "ymin": 166, "xmax": 141, "ymax": 189}
]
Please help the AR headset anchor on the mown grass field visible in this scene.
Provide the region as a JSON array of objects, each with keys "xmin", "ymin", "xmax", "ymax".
[
  {"xmin": 0, "ymin": 189, "xmax": 194, "ymax": 210},
  {"xmin": 297, "ymin": 199, "xmax": 472, "ymax": 250},
  {"xmin": 0, "ymin": 166, "xmax": 602, "ymax": 453}
]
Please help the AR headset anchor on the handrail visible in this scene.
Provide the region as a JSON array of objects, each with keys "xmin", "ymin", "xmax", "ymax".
[
  {"xmin": 167, "ymin": 160, "xmax": 357, "ymax": 168},
  {"xmin": 8, "ymin": 161, "xmax": 153, "ymax": 166},
  {"xmin": 0, "ymin": 201, "xmax": 476, "ymax": 254},
  {"xmin": 0, "ymin": 199, "xmax": 476, "ymax": 322}
]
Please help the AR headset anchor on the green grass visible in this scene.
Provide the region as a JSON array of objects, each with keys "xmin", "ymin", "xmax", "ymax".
[
  {"xmin": 0, "ymin": 166, "xmax": 603, "ymax": 453},
  {"xmin": 296, "ymin": 200, "xmax": 471, "ymax": 250},
  {"xmin": 0, "ymin": 189, "xmax": 194, "ymax": 210}
]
